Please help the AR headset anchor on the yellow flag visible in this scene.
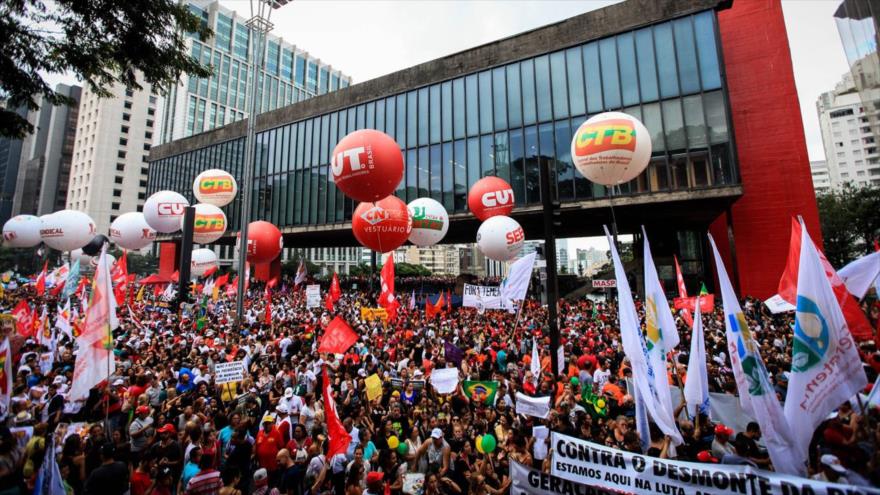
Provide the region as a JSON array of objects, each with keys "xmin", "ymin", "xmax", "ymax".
[
  {"xmin": 365, "ymin": 374, "xmax": 383, "ymax": 401},
  {"xmin": 212, "ymin": 286, "xmax": 219, "ymax": 303},
  {"xmin": 135, "ymin": 285, "xmax": 145, "ymax": 302}
]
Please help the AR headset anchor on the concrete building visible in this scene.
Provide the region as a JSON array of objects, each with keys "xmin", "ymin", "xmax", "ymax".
[
  {"xmin": 575, "ymin": 247, "xmax": 608, "ymax": 276},
  {"xmin": 0, "ymin": 105, "xmax": 30, "ymax": 224},
  {"xmin": 159, "ymin": 0, "xmax": 352, "ymax": 144},
  {"xmin": 816, "ymin": 72, "xmax": 880, "ymax": 189},
  {"xmin": 289, "ymin": 246, "xmax": 363, "ymax": 276},
  {"xmin": 11, "ymin": 84, "xmax": 82, "ymax": 217},
  {"xmin": 835, "ymin": 0, "xmax": 880, "ymax": 149},
  {"xmin": 394, "ymin": 244, "xmax": 461, "ymax": 276},
  {"xmin": 67, "ymin": 76, "xmax": 158, "ymax": 235},
  {"xmin": 810, "ymin": 160, "xmax": 832, "ymax": 194}
]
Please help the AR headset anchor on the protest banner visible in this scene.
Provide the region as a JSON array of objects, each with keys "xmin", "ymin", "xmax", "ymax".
[
  {"xmin": 214, "ymin": 360, "xmax": 246, "ymax": 385},
  {"xmin": 360, "ymin": 307, "xmax": 389, "ymax": 323},
  {"xmin": 511, "ymin": 461, "xmax": 617, "ymax": 495},
  {"xmin": 305, "ymin": 285, "xmax": 321, "ymax": 309},
  {"xmin": 515, "ymin": 392, "xmax": 550, "ymax": 419},
  {"xmin": 390, "ymin": 378, "xmax": 426, "ymax": 391},
  {"xmin": 365, "ymin": 374, "xmax": 383, "ymax": 401},
  {"xmin": 550, "ymin": 431, "xmax": 880, "ymax": 495},
  {"xmin": 462, "ymin": 284, "xmax": 503, "ymax": 310},
  {"xmin": 430, "ymin": 367, "xmax": 459, "ymax": 394}
]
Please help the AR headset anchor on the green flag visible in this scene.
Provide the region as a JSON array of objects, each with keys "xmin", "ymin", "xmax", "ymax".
[
  {"xmin": 462, "ymin": 380, "xmax": 498, "ymax": 405},
  {"xmin": 699, "ymin": 283, "xmax": 709, "ymax": 296}
]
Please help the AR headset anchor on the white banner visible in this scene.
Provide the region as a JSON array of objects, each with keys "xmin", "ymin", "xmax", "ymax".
[
  {"xmin": 429, "ymin": 367, "xmax": 459, "ymax": 395},
  {"xmin": 510, "ymin": 461, "xmax": 617, "ymax": 495},
  {"xmin": 214, "ymin": 360, "xmax": 246, "ymax": 384},
  {"xmin": 515, "ymin": 392, "xmax": 550, "ymax": 419},
  {"xmin": 550, "ymin": 432, "xmax": 880, "ymax": 495},
  {"xmin": 764, "ymin": 294, "xmax": 795, "ymax": 314},
  {"xmin": 501, "ymin": 252, "xmax": 537, "ymax": 313},
  {"xmin": 462, "ymin": 284, "xmax": 503, "ymax": 310},
  {"xmin": 305, "ymin": 284, "xmax": 321, "ymax": 309}
]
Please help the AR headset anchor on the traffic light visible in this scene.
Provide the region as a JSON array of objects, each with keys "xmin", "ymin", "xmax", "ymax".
[{"xmin": 551, "ymin": 200, "xmax": 562, "ymax": 228}]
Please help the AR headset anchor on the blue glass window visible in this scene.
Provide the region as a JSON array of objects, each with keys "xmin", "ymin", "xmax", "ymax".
[
  {"xmin": 599, "ymin": 38, "xmax": 621, "ymax": 109},
  {"xmin": 418, "ymin": 147, "xmax": 429, "ymax": 198},
  {"xmin": 509, "ymin": 128, "xmax": 525, "ymax": 204},
  {"xmin": 306, "ymin": 60, "xmax": 318, "ymax": 93},
  {"xmin": 683, "ymin": 95, "xmax": 706, "ymax": 147},
  {"xmin": 654, "ymin": 23, "xmax": 680, "ymax": 98},
  {"xmin": 407, "ymin": 91, "xmax": 418, "ymax": 148},
  {"xmin": 673, "ymin": 18, "xmax": 700, "ymax": 94},
  {"xmin": 566, "ymin": 48, "xmax": 585, "ymax": 117},
  {"xmin": 465, "ymin": 75, "xmax": 479, "ymax": 136},
  {"xmin": 331, "ymin": 74, "xmax": 340, "ymax": 91},
  {"xmin": 294, "ymin": 55, "xmax": 305, "ymax": 87},
  {"xmin": 524, "ymin": 126, "xmax": 540, "ymax": 203},
  {"xmin": 442, "ymin": 142, "xmax": 453, "ymax": 209},
  {"xmin": 694, "ymin": 12, "xmax": 721, "ymax": 90},
  {"xmin": 453, "ymin": 140, "xmax": 466, "ymax": 211},
  {"xmin": 583, "ymin": 43, "xmax": 603, "ymax": 113},
  {"xmin": 396, "ymin": 94, "xmax": 406, "ymax": 144},
  {"xmin": 617, "ymin": 32, "xmax": 639, "ymax": 106},
  {"xmin": 704, "ymin": 91, "xmax": 728, "ymax": 143},
  {"xmin": 320, "ymin": 67, "xmax": 330, "ymax": 94},
  {"xmin": 453, "ymin": 78, "xmax": 465, "ymax": 139},
  {"xmin": 494, "ymin": 132, "xmax": 510, "ymax": 184},
  {"xmin": 555, "ymin": 120, "xmax": 574, "ymax": 200},
  {"xmin": 550, "ymin": 51, "xmax": 569, "ymax": 119},
  {"xmin": 216, "ymin": 14, "xmax": 233, "ymax": 52},
  {"xmin": 280, "ymin": 49, "xmax": 292, "ymax": 81},
  {"xmin": 430, "ymin": 144, "xmax": 442, "ymax": 201},
  {"xmin": 467, "ymin": 137, "xmax": 480, "ymax": 189},
  {"xmin": 266, "ymin": 41, "xmax": 279, "ymax": 76},
  {"xmin": 441, "ymin": 81, "xmax": 452, "ymax": 142},
  {"xmin": 406, "ymin": 149, "xmax": 417, "ymax": 202},
  {"xmin": 507, "ymin": 64, "xmax": 522, "ymax": 128},
  {"xmin": 385, "ymin": 97, "xmax": 396, "ymax": 141},
  {"xmin": 635, "ymin": 28, "xmax": 659, "ymax": 102},
  {"xmin": 662, "ymin": 99, "xmax": 685, "ymax": 150},
  {"xmin": 642, "ymin": 103, "xmax": 664, "ymax": 152},
  {"xmin": 375, "ymin": 99, "xmax": 385, "ymax": 133},
  {"xmin": 478, "ymin": 71, "xmax": 493, "ymax": 134},
  {"xmin": 534, "ymin": 55, "xmax": 552, "ymax": 122},
  {"xmin": 429, "ymin": 85, "xmax": 441, "ymax": 144},
  {"xmin": 521, "ymin": 60, "xmax": 537, "ymax": 125},
  {"xmin": 492, "ymin": 67, "xmax": 507, "ymax": 131},
  {"xmin": 418, "ymin": 88, "xmax": 429, "ymax": 146}
]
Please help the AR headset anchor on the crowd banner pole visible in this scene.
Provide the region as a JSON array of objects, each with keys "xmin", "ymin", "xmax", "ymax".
[
  {"xmin": 539, "ymin": 159, "xmax": 560, "ymax": 377},
  {"xmin": 177, "ymin": 206, "xmax": 195, "ymax": 308}
]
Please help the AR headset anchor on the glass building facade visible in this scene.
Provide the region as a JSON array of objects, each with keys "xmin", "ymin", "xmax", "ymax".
[
  {"xmin": 159, "ymin": 0, "xmax": 352, "ymax": 144},
  {"xmin": 835, "ymin": 0, "xmax": 880, "ymax": 150},
  {"xmin": 149, "ymin": 10, "xmax": 735, "ymax": 235}
]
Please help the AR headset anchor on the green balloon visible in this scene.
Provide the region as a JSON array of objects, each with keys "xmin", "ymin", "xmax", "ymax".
[
  {"xmin": 570, "ymin": 377, "xmax": 580, "ymax": 386},
  {"xmin": 397, "ymin": 442, "xmax": 409, "ymax": 455},
  {"xmin": 481, "ymin": 433, "xmax": 497, "ymax": 454}
]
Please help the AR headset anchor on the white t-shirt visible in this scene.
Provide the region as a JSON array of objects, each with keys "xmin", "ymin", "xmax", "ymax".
[{"xmin": 284, "ymin": 395, "xmax": 304, "ymax": 416}]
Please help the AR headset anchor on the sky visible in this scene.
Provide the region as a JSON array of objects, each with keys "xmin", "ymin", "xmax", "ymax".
[{"xmin": 45, "ymin": 0, "xmax": 853, "ymax": 253}]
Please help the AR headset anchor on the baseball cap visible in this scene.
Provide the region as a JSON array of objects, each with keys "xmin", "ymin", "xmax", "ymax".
[
  {"xmin": 820, "ymin": 454, "xmax": 847, "ymax": 474},
  {"xmin": 697, "ymin": 451, "xmax": 719, "ymax": 463},
  {"xmin": 714, "ymin": 424, "xmax": 732, "ymax": 437},
  {"xmin": 157, "ymin": 424, "xmax": 176, "ymax": 434},
  {"xmin": 113, "ymin": 379, "xmax": 124, "ymax": 386},
  {"xmin": 136, "ymin": 405, "xmax": 150, "ymax": 415},
  {"xmin": 262, "ymin": 414, "xmax": 275, "ymax": 424},
  {"xmin": 284, "ymin": 387, "xmax": 294, "ymax": 398},
  {"xmin": 366, "ymin": 472, "xmax": 384, "ymax": 485},
  {"xmin": 276, "ymin": 404, "xmax": 289, "ymax": 414},
  {"xmin": 431, "ymin": 428, "xmax": 443, "ymax": 439},
  {"xmin": 254, "ymin": 468, "xmax": 269, "ymax": 485}
]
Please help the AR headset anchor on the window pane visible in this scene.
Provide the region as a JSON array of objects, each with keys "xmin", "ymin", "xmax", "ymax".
[
  {"xmin": 418, "ymin": 147, "xmax": 429, "ymax": 197},
  {"xmin": 453, "ymin": 140, "xmax": 467, "ymax": 211},
  {"xmin": 507, "ymin": 64, "xmax": 523, "ymax": 128},
  {"xmin": 534, "ymin": 55, "xmax": 552, "ymax": 122},
  {"xmin": 694, "ymin": 12, "xmax": 722, "ymax": 90},
  {"xmin": 599, "ymin": 38, "xmax": 621, "ymax": 109},
  {"xmin": 494, "ymin": 131, "xmax": 510, "ymax": 184},
  {"xmin": 654, "ymin": 23, "xmax": 680, "ymax": 98},
  {"xmin": 509, "ymin": 128, "xmax": 525, "ymax": 205},
  {"xmin": 376, "ymin": 99, "xmax": 385, "ymax": 133},
  {"xmin": 467, "ymin": 137, "xmax": 480, "ymax": 189},
  {"xmin": 635, "ymin": 28, "xmax": 659, "ymax": 102},
  {"xmin": 441, "ymin": 81, "xmax": 453, "ymax": 141},
  {"xmin": 492, "ymin": 67, "xmax": 508, "ymax": 131},
  {"xmin": 430, "ymin": 144, "xmax": 441, "ymax": 201},
  {"xmin": 673, "ymin": 18, "xmax": 700, "ymax": 94},
  {"xmin": 662, "ymin": 99, "xmax": 685, "ymax": 150},
  {"xmin": 555, "ymin": 120, "xmax": 574, "ymax": 200},
  {"xmin": 480, "ymin": 134, "xmax": 494, "ymax": 178},
  {"xmin": 521, "ymin": 59, "xmax": 537, "ymax": 125},
  {"xmin": 550, "ymin": 51, "xmax": 569, "ymax": 119},
  {"xmin": 566, "ymin": 48, "xmax": 586, "ymax": 116},
  {"xmin": 406, "ymin": 149, "xmax": 417, "ymax": 202},
  {"xmin": 479, "ymin": 71, "xmax": 493, "ymax": 134},
  {"xmin": 418, "ymin": 88, "xmax": 429, "ymax": 146},
  {"xmin": 356, "ymin": 104, "xmax": 366, "ymax": 130},
  {"xmin": 442, "ymin": 142, "xmax": 453, "ymax": 209},
  {"xmin": 453, "ymin": 78, "xmax": 466, "ymax": 139},
  {"xmin": 366, "ymin": 102, "xmax": 375, "ymax": 129},
  {"xmin": 385, "ymin": 97, "xmax": 396, "ymax": 141},
  {"xmin": 704, "ymin": 91, "xmax": 728, "ymax": 144},
  {"xmin": 524, "ymin": 126, "xmax": 540, "ymax": 203},
  {"xmin": 683, "ymin": 94, "xmax": 707, "ymax": 148},
  {"xmin": 583, "ymin": 43, "xmax": 603, "ymax": 113},
  {"xmin": 642, "ymin": 102, "xmax": 664, "ymax": 152},
  {"xmin": 617, "ymin": 32, "xmax": 639, "ymax": 106},
  {"xmin": 396, "ymin": 94, "xmax": 406, "ymax": 144},
  {"xmin": 466, "ymin": 75, "xmax": 479, "ymax": 136},
  {"xmin": 573, "ymin": 119, "xmax": 592, "ymax": 199},
  {"xmin": 430, "ymin": 85, "xmax": 441, "ymax": 144},
  {"xmin": 407, "ymin": 91, "xmax": 417, "ymax": 148},
  {"xmin": 320, "ymin": 114, "xmax": 330, "ymax": 164}
]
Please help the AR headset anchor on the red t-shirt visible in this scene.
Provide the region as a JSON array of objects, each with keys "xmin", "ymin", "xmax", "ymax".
[
  {"xmin": 130, "ymin": 470, "xmax": 152, "ymax": 495},
  {"xmin": 255, "ymin": 427, "xmax": 284, "ymax": 471}
]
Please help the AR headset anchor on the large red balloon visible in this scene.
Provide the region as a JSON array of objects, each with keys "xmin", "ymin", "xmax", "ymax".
[
  {"xmin": 352, "ymin": 196, "xmax": 411, "ymax": 253},
  {"xmin": 331, "ymin": 129, "xmax": 404, "ymax": 203},
  {"xmin": 468, "ymin": 176, "xmax": 515, "ymax": 221},
  {"xmin": 244, "ymin": 221, "xmax": 283, "ymax": 264}
]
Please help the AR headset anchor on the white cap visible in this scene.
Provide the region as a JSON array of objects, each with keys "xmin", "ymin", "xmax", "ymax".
[
  {"xmin": 113, "ymin": 379, "xmax": 124, "ymax": 386},
  {"xmin": 820, "ymin": 454, "xmax": 846, "ymax": 474},
  {"xmin": 431, "ymin": 428, "xmax": 443, "ymax": 439},
  {"xmin": 284, "ymin": 387, "xmax": 294, "ymax": 398}
]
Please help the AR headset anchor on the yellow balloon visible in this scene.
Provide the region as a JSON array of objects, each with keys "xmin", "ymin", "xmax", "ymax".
[
  {"xmin": 388, "ymin": 436, "xmax": 400, "ymax": 449},
  {"xmin": 475, "ymin": 435, "xmax": 485, "ymax": 454}
]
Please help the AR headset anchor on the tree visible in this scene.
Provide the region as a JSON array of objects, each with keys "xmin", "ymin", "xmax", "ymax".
[
  {"xmin": 396, "ymin": 262, "xmax": 431, "ymax": 277},
  {"xmin": 349, "ymin": 263, "xmax": 375, "ymax": 277},
  {"xmin": 281, "ymin": 257, "xmax": 319, "ymax": 278},
  {"xmin": 1, "ymin": 0, "xmax": 212, "ymax": 139},
  {"xmin": 817, "ymin": 184, "xmax": 880, "ymax": 267}
]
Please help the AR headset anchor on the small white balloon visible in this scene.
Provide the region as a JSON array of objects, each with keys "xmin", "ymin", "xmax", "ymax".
[
  {"xmin": 407, "ymin": 198, "xmax": 449, "ymax": 247},
  {"xmin": 190, "ymin": 248, "xmax": 218, "ymax": 278},
  {"xmin": 193, "ymin": 169, "xmax": 238, "ymax": 207},
  {"xmin": 143, "ymin": 190, "xmax": 189, "ymax": 234},
  {"xmin": 571, "ymin": 111, "xmax": 652, "ymax": 186},
  {"xmin": 476, "ymin": 215, "xmax": 524, "ymax": 262},
  {"xmin": 110, "ymin": 212, "xmax": 156, "ymax": 250},
  {"xmin": 2, "ymin": 215, "xmax": 43, "ymax": 248},
  {"xmin": 187, "ymin": 203, "xmax": 227, "ymax": 244},
  {"xmin": 40, "ymin": 210, "xmax": 97, "ymax": 251}
]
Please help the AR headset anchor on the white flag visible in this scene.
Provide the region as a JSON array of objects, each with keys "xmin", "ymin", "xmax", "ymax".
[
  {"xmin": 162, "ymin": 283, "xmax": 176, "ymax": 301},
  {"xmin": 604, "ymin": 226, "xmax": 681, "ymax": 445},
  {"xmin": 409, "ymin": 290, "xmax": 416, "ymax": 311},
  {"xmin": 683, "ymin": 297, "xmax": 710, "ymax": 419},
  {"xmin": 531, "ymin": 337, "xmax": 540, "ymax": 386},
  {"xmin": 501, "ymin": 252, "xmax": 536, "ymax": 313},
  {"xmin": 641, "ymin": 228, "xmax": 682, "ymax": 448},
  {"xmin": 838, "ymin": 251, "xmax": 880, "ymax": 300},
  {"xmin": 55, "ymin": 299, "xmax": 72, "ymax": 342},
  {"xmin": 295, "ymin": 259, "xmax": 308, "ymax": 286},
  {"xmin": 202, "ymin": 279, "xmax": 215, "ymax": 296},
  {"xmin": 708, "ymin": 234, "xmax": 802, "ymax": 476},
  {"xmin": 866, "ymin": 375, "xmax": 880, "ymax": 409},
  {"xmin": 784, "ymin": 222, "xmax": 867, "ymax": 461},
  {"xmin": 70, "ymin": 245, "xmax": 117, "ymax": 404},
  {"xmin": 0, "ymin": 338, "xmax": 12, "ymax": 420}
]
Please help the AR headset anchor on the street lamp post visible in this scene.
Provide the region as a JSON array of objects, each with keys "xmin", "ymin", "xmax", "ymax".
[{"xmin": 234, "ymin": 0, "xmax": 291, "ymax": 324}]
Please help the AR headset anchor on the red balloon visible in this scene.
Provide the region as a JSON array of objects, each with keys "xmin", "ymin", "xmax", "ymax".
[
  {"xmin": 352, "ymin": 196, "xmax": 411, "ymax": 253},
  {"xmin": 331, "ymin": 129, "xmax": 404, "ymax": 203},
  {"xmin": 244, "ymin": 221, "xmax": 283, "ymax": 264},
  {"xmin": 468, "ymin": 176, "xmax": 515, "ymax": 221}
]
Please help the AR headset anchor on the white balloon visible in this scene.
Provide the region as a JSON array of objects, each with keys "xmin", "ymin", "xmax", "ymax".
[
  {"xmin": 476, "ymin": 215, "xmax": 524, "ymax": 262},
  {"xmin": 407, "ymin": 198, "xmax": 449, "ymax": 247},
  {"xmin": 187, "ymin": 203, "xmax": 227, "ymax": 244},
  {"xmin": 190, "ymin": 248, "xmax": 218, "ymax": 277},
  {"xmin": 571, "ymin": 111, "xmax": 652, "ymax": 186},
  {"xmin": 40, "ymin": 210, "xmax": 97, "ymax": 251},
  {"xmin": 193, "ymin": 169, "xmax": 238, "ymax": 207},
  {"xmin": 110, "ymin": 212, "xmax": 156, "ymax": 250},
  {"xmin": 2, "ymin": 215, "xmax": 42, "ymax": 248},
  {"xmin": 143, "ymin": 190, "xmax": 189, "ymax": 234}
]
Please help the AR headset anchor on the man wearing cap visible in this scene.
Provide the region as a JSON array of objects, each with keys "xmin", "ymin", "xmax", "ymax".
[
  {"xmin": 129, "ymin": 405, "xmax": 154, "ymax": 465},
  {"xmin": 415, "ymin": 428, "xmax": 450, "ymax": 477},
  {"xmin": 153, "ymin": 424, "xmax": 182, "ymax": 484},
  {"xmin": 710, "ymin": 424, "xmax": 735, "ymax": 459},
  {"xmin": 812, "ymin": 454, "xmax": 852, "ymax": 484},
  {"xmin": 364, "ymin": 472, "xmax": 384, "ymax": 495},
  {"xmin": 255, "ymin": 414, "xmax": 284, "ymax": 483}
]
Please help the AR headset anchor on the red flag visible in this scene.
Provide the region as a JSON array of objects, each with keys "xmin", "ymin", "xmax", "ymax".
[
  {"xmin": 673, "ymin": 256, "xmax": 693, "ymax": 326},
  {"xmin": 50, "ymin": 280, "xmax": 66, "ymax": 298},
  {"xmin": 202, "ymin": 265, "xmax": 219, "ymax": 278},
  {"xmin": 446, "ymin": 289, "xmax": 452, "ymax": 313},
  {"xmin": 322, "ymin": 366, "xmax": 351, "ymax": 459},
  {"xmin": 11, "ymin": 300, "xmax": 34, "ymax": 337},
  {"xmin": 264, "ymin": 286, "xmax": 272, "ymax": 325},
  {"xmin": 426, "ymin": 294, "xmax": 444, "ymax": 319},
  {"xmin": 317, "ymin": 316, "xmax": 358, "ymax": 354},
  {"xmin": 35, "ymin": 261, "xmax": 47, "ymax": 296},
  {"xmin": 378, "ymin": 255, "xmax": 395, "ymax": 308},
  {"xmin": 153, "ymin": 283, "xmax": 164, "ymax": 299},
  {"xmin": 215, "ymin": 273, "xmax": 230, "ymax": 289},
  {"xmin": 111, "ymin": 251, "xmax": 129, "ymax": 306},
  {"xmin": 171, "ymin": 271, "xmax": 179, "ymax": 283},
  {"xmin": 325, "ymin": 292, "xmax": 335, "ymax": 312},
  {"xmin": 330, "ymin": 273, "xmax": 342, "ymax": 302},
  {"xmin": 778, "ymin": 218, "xmax": 873, "ymax": 341}
]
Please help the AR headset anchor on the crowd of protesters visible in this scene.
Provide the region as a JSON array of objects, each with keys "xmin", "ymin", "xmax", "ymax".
[{"xmin": 0, "ymin": 272, "xmax": 878, "ymax": 495}]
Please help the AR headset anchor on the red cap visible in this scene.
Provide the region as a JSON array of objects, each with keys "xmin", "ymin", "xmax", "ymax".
[
  {"xmin": 366, "ymin": 472, "xmax": 384, "ymax": 485},
  {"xmin": 697, "ymin": 451, "xmax": 719, "ymax": 463},
  {"xmin": 157, "ymin": 424, "xmax": 176, "ymax": 434},
  {"xmin": 136, "ymin": 405, "xmax": 150, "ymax": 415},
  {"xmin": 714, "ymin": 424, "xmax": 732, "ymax": 437}
]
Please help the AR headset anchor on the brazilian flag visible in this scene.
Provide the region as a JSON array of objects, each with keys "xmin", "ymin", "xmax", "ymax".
[
  {"xmin": 580, "ymin": 386, "xmax": 609, "ymax": 418},
  {"xmin": 462, "ymin": 380, "xmax": 498, "ymax": 405}
]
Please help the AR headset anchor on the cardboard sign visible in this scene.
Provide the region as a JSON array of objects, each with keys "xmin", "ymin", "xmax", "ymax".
[{"xmin": 214, "ymin": 360, "xmax": 246, "ymax": 384}]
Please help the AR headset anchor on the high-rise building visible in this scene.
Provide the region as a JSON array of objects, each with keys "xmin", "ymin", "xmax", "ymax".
[
  {"xmin": 67, "ymin": 76, "xmax": 158, "ymax": 235},
  {"xmin": 834, "ymin": 0, "xmax": 880, "ymax": 150},
  {"xmin": 292, "ymin": 246, "xmax": 364, "ymax": 276},
  {"xmin": 809, "ymin": 160, "xmax": 832, "ymax": 194},
  {"xmin": 0, "ymin": 104, "xmax": 30, "ymax": 224},
  {"xmin": 816, "ymin": 72, "xmax": 880, "ymax": 189},
  {"xmin": 11, "ymin": 84, "xmax": 82, "ymax": 217},
  {"xmin": 394, "ymin": 245, "xmax": 461, "ymax": 276},
  {"xmin": 159, "ymin": 0, "xmax": 352, "ymax": 144}
]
